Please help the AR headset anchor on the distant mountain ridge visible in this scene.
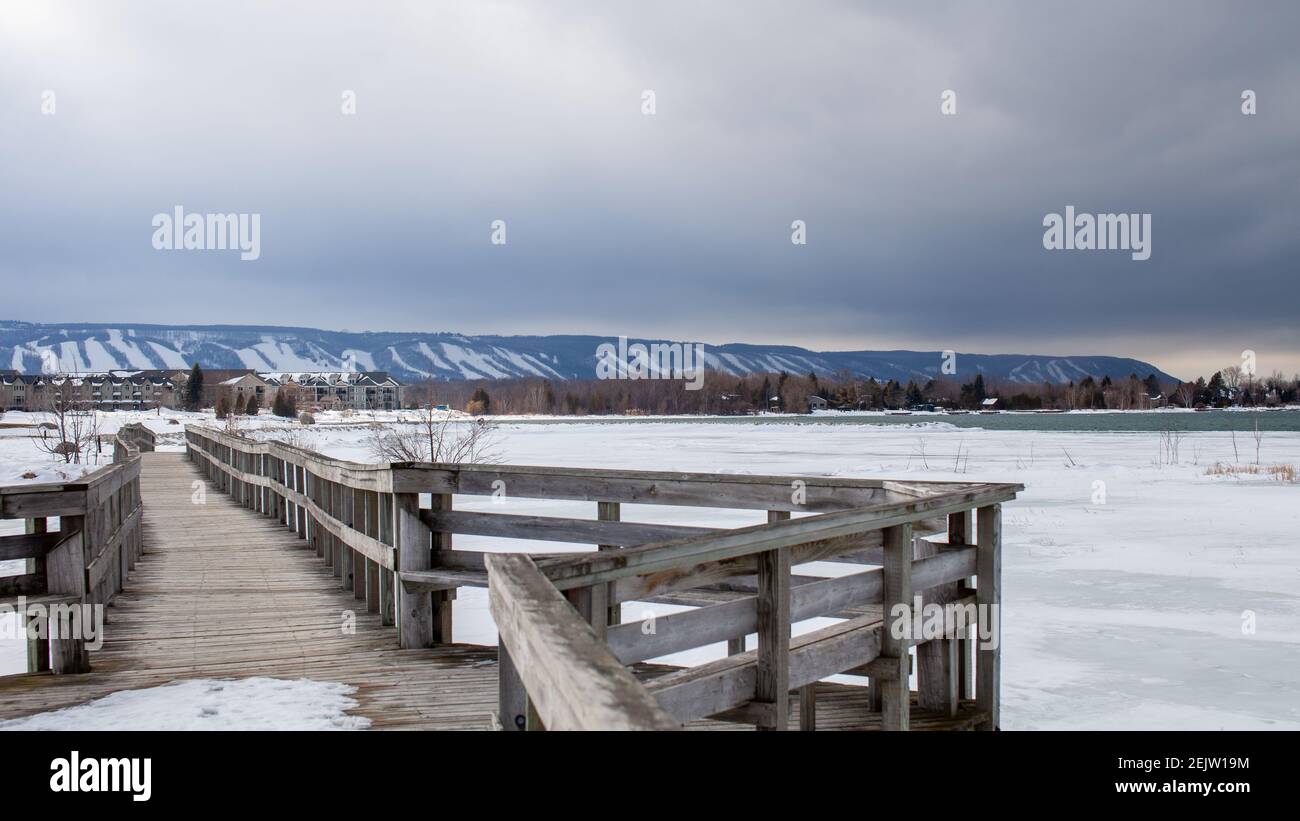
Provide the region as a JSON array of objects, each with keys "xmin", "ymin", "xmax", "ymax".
[{"xmin": 0, "ymin": 321, "xmax": 1179, "ymax": 385}]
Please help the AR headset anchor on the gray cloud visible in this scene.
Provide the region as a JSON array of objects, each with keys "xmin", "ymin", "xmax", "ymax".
[{"xmin": 1, "ymin": 0, "xmax": 1297, "ymax": 378}]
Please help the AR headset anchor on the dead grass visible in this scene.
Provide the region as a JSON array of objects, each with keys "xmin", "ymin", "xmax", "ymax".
[{"xmin": 1204, "ymin": 462, "xmax": 1297, "ymax": 482}]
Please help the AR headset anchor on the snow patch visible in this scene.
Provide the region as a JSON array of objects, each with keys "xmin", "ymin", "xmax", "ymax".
[{"xmin": 0, "ymin": 677, "xmax": 370, "ymax": 730}]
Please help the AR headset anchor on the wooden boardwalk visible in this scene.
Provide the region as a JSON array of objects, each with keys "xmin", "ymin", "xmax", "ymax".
[{"xmin": 0, "ymin": 452, "xmax": 981, "ymax": 730}]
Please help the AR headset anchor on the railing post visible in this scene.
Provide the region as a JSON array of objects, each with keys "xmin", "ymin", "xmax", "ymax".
[
  {"xmin": 47, "ymin": 515, "xmax": 89, "ymax": 674},
  {"xmin": 976, "ymin": 504, "xmax": 1001, "ymax": 730},
  {"xmin": 327, "ymin": 481, "xmax": 340, "ymax": 576},
  {"xmin": 379, "ymin": 491, "xmax": 395, "ymax": 626},
  {"xmin": 755, "ymin": 510, "xmax": 791, "ymax": 730},
  {"xmin": 24, "ymin": 517, "xmax": 50, "ymax": 672},
  {"xmin": 597, "ymin": 501, "xmax": 621, "ymax": 627},
  {"xmin": 395, "ymin": 492, "xmax": 433, "ymax": 648},
  {"xmin": 365, "ymin": 558, "xmax": 380, "ymax": 612},
  {"xmin": 428, "ymin": 492, "xmax": 454, "ymax": 642},
  {"xmin": 295, "ymin": 465, "xmax": 306, "ymax": 540},
  {"xmin": 349, "ymin": 488, "xmax": 365, "ymax": 601},
  {"xmin": 497, "ymin": 640, "xmax": 528, "ymax": 731},
  {"xmin": 949, "ymin": 509, "xmax": 975, "ymax": 701},
  {"xmin": 565, "ymin": 584, "xmax": 608, "ymax": 641},
  {"xmin": 380, "ymin": 564, "xmax": 396, "ymax": 627},
  {"xmin": 916, "ymin": 531, "xmax": 959, "ymax": 717},
  {"xmin": 879, "ymin": 522, "xmax": 913, "ymax": 730},
  {"xmin": 799, "ymin": 683, "xmax": 817, "ymax": 731}
]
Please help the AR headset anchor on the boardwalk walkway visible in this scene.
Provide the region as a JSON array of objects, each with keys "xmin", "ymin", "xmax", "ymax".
[
  {"xmin": 0, "ymin": 452, "xmax": 498, "ymax": 729},
  {"xmin": 0, "ymin": 452, "xmax": 977, "ymax": 730}
]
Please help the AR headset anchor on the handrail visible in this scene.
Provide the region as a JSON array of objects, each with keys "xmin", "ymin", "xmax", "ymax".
[
  {"xmin": 0, "ymin": 424, "xmax": 149, "ymax": 675},
  {"xmin": 486, "ymin": 553, "xmax": 678, "ymax": 730},
  {"xmin": 182, "ymin": 423, "xmax": 1019, "ymax": 731},
  {"xmin": 537, "ymin": 484, "xmax": 1018, "ymax": 591}
]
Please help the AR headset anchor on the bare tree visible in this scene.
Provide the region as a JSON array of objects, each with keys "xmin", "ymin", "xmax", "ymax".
[
  {"xmin": 1221, "ymin": 365, "xmax": 1243, "ymax": 393},
  {"xmin": 366, "ymin": 406, "xmax": 500, "ymax": 464},
  {"xmin": 33, "ymin": 379, "xmax": 101, "ymax": 464}
]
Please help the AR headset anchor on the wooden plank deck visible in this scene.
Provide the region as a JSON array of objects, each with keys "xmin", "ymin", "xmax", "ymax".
[{"xmin": 0, "ymin": 452, "xmax": 977, "ymax": 730}]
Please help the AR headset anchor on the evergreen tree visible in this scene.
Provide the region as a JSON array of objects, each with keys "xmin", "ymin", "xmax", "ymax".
[
  {"xmin": 1143, "ymin": 373, "xmax": 1161, "ymax": 397},
  {"xmin": 187, "ymin": 363, "xmax": 204, "ymax": 410},
  {"xmin": 216, "ymin": 394, "xmax": 230, "ymax": 419},
  {"xmin": 245, "ymin": 394, "xmax": 260, "ymax": 416},
  {"xmin": 905, "ymin": 381, "xmax": 924, "ymax": 406},
  {"xmin": 468, "ymin": 386, "xmax": 491, "ymax": 415}
]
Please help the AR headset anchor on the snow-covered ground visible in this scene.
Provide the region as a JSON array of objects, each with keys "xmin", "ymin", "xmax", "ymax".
[
  {"xmin": 3, "ymin": 410, "xmax": 1298, "ymax": 729},
  {"xmin": 0, "ymin": 678, "xmax": 369, "ymax": 730}
]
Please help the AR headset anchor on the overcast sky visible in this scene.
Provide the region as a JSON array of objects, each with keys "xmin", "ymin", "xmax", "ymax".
[{"xmin": 1, "ymin": 0, "xmax": 1297, "ymax": 379}]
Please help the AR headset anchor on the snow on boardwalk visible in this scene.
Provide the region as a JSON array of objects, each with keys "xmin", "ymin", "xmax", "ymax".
[{"xmin": 0, "ymin": 452, "xmax": 499, "ymax": 730}]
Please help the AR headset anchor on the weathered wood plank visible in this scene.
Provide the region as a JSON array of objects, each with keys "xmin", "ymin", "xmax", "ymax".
[
  {"xmin": 0, "ymin": 530, "xmax": 62, "ymax": 561},
  {"xmin": 880, "ymin": 523, "xmax": 912, "ymax": 731},
  {"xmin": 604, "ymin": 547, "xmax": 974, "ymax": 664},
  {"xmin": 485, "ymin": 553, "xmax": 678, "ymax": 731},
  {"xmin": 540, "ymin": 484, "xmax": 1021, "ymax": 592},
  {"xmin": 423, "ymin": 508, "xmax": 714, "ymax": 547},
  {"xmin": 976, "ymin": 504, "xmax": 1001, "ymax": 730},
  {"xmin": 395, "ymin": 493, "xmax": 433, "ymax": 649},
  {"xmin": 754, "ymin": 510, "xmax": 791, "ymax": 730}
]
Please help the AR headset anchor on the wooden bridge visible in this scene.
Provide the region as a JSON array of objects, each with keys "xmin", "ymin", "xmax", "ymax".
[{"xmin": 0, "ymin": 423, "xmax": 1020, "ymax": 730}]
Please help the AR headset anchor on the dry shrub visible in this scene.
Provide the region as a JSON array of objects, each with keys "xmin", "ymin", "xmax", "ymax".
[{"xmin": 1205, "ymin": 462, "xmax": 1297, "ymax": 482}]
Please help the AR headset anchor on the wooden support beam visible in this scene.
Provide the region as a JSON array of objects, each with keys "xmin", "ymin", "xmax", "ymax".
[
  {"xmin": 915, "ymin": 534, "xmax": 959, "ymax": 717},
  {"xmin": 976, "ymin": 504, "xmax": 1001, "ymax": 730},
  {"xmin": 365, "ymin": 557, "xmax": 380, "ymax": 613},
  {"xmin": 45, "ymin": 522, "xmax": 88, "ymax": 674},
  {"xmin": 428, "ymin": 492, "xmax": 454, "ymax": 643},
  {"xmin": 799, "ymin": 684, "xmax": 816, "ymax": 731},
  {"xmin": 880, "ymin": 522, "xmax": 912, "ymax": 730},
  {"xmin": 754, "ymin": 509, "xmax": 791, "ymax": 731},
  {"xmin": 497, "ymin": 640, "xmax": 528, "ymax": 731},
  {"xmin": 949, "ymin": 509, "xmax": 975, "ymax": 701},
  {"xmin": 598, "ymin": 501, "xmax": 621, "ymax": 626},
  {"xmin": 380, "ymin": 568, "xmax": 395, "ymax": 627},
  {"xmin": 339, "ymin": 540, "xmax": 354, "ymax": 591},
  {"xmin": 25, "ymin": 516, "xmax": 49, "ymax": 672},
  {"xmin": 565, "ymin": 584, "xmax": 609, "ymax": 642},
  {"xmin": 395, "ymin": 493, "xmax": 433, "ymax": 649}
]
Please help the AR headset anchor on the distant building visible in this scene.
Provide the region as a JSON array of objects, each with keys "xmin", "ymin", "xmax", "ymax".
[
  {"xmin": 263, "ymin": 372, "xmax": 404, "ymax": 411},
  {"xmin": 216, "ymin": 373, "xmax": 271, "ymax": 410},
  {"xmin": 196, "ymin": 369, "xmax": 260, "ymax": 407},
  {"xmin": 0, "ymin": 371, "xmax": 181, "ymax": 411},
  {"xmin": 2, "ymin": 368, "xmax": 404, "ymax": 412},
  {"xmin": 808, "ymin": 395, "xmax": 829, "ymax": 412},
  {"xmin": 981, "ymin": 397, "xmax": 1001, "ymax": 410}
]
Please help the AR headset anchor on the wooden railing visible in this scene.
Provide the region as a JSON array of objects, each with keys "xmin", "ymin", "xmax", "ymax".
[
  {"xmin": 182, "ymin": 424, "xmax": 1020, "ymax": 730},
  {"xmin": 0, "ymin": 424, "xmax": 149, "ymax": 674},
  {"xmin": 114, "ymin": 422, "xmax": 156, "ymax": 461}
]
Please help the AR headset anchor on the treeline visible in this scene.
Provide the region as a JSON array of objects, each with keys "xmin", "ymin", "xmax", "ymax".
[{"xmin": 404, "ymin": 367, "xmax": 1300, "ymax": 416}]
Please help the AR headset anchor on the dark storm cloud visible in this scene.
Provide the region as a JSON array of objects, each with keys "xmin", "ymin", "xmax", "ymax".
[{"xmin": 1, "ymin": 0, "xmax": 1297, "ymax": 377}]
